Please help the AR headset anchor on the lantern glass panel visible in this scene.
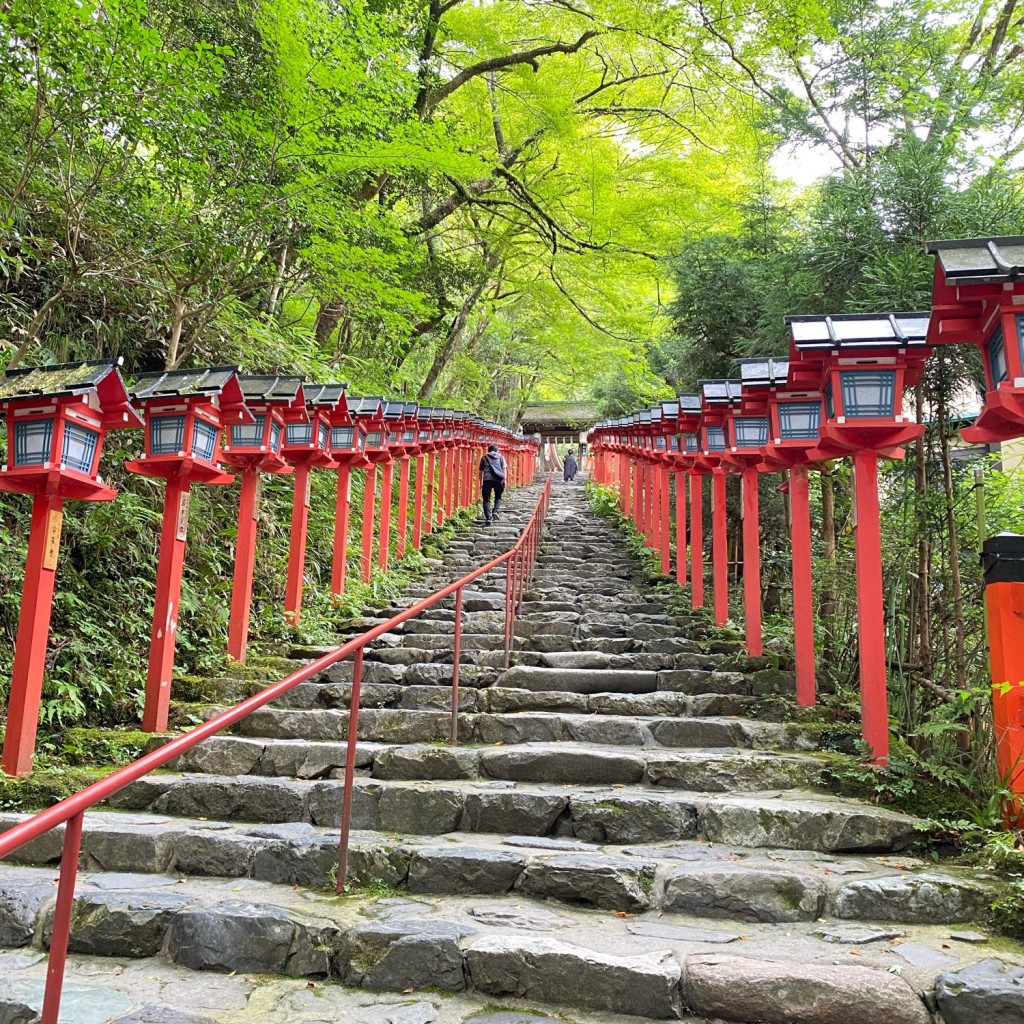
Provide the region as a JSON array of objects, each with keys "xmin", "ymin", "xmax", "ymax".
[
  {"xmin": 231, "ymin": 414, "xmax": 266, "ymax": 449},
  {"xmin": 1014, "ymin": 315, "xmax": 1024, "ymax": 379},
  {"xmin": 270, "ymin": 420, "xmax": 283, "ymax": 452},
  {"xmin": 733, "ymin": 416, "xmax": 768, "ymax": 448},
  {"xmin": 778, "ymin": 401, "xmax": 822, "ymax": 440},
  {"xmin": 356, "ymin": 429, "xmax": 365, "ymax": 450},
  {"xmin": 656, "ymin": 436, "xmax": 667, "ymax": 450},
  {"xmin": 685, "ymin": 432, "xmax": 697, "ymax": 451},
  {"xmin": 418, "ymin": 430, "xmax": 430, "ymax": 442},
  {"xmin": 705, "ymin": 425, "xmax": 726, "ymax": 451},
  {"xmin": 442, "ymin": 428, "xmax": 452, "ymax": 438},
  {"xmin": 332, "ymin": 426, "xmax": 355, "ymax": 449},
  {"xmin": 12, "ymin": 419, "xmax": 53, "ymax": 466},
  {"xmin": 61, "ymin": 422, "xmax": 99, "ymax": 473},
  {"xmin": 671, "ymin": 434, "xmax": 682, "ymax": 451},
  {"xmin": 824, "ymin": 381, "xmax": 835, "ymax": 419},
  {"xmin": 192, "ymin": 419, "xmax": 219, "ymax": 462},
  {"xmin": 840, "ymin": 370, "xmax": 896, "ymax": 418},
  {"xmin": 149, "ymin": 414, "xmax": 186, "ymax": 455},
  {"xmin": 317, "ymin": 421, "xmax": 329, "ymax": 449},
  {"xmin": 403, "ymin": 429, "xmax": 415, "ymax": 443},
  {"xmin": 367, "ymin": 430, "xmax": 383, "ymax": 447},
  {"xmin": 987, "ymin": 327, "xmax": 1008, "ymax": 385},
  {"xmin": 286, "ymin": 422, "xmax": 313, "ymax": 446}
]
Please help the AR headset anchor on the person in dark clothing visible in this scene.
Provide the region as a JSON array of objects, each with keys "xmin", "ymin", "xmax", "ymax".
[
  {"xmin": 563, "ymin": 450, "xmax": 578, "ymax": 482},
  {"xmin": 479, "ymin": 443, "xmax": 507, "ymax": 524}
]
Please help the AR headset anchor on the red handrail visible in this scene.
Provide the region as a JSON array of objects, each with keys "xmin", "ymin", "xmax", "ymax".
[{"xmin": 0, "ymin": 473, "xmax": 553, "ymax": 1024}]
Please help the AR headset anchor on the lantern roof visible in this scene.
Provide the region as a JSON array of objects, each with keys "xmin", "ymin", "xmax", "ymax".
[
  {"xmin": 738, "ymin": 357, "xmax": 789, "ymax": 388},
  {"xmin": 785, "ymin": 312, "xmax": 930, "ymax": 350},
  {"xmin": 650, "ymin": 407, "xmax": 663, "ymax": 423},
  {"xmin": 302, "ymin": 383, "xmax": 346, "ymax": 407},
  {"xmin": 382, "ymin": 400, "xmax": 405, "ymax": 419},
  {"xmin": 349, "ymin": 396, "xmax": 383, "ymax": 417},
  {"xmin": 926, "ymin": 236, "xmax": 1024, "ymax": 284},
  {"xmin": 700, "ymin": 379, "xmax": 742, "ymax": 404},
  {"xmin": 130, "ymin": 366, "xmax": 244, "ymax": 402},
  {"xmin": 0, "ymin": 359, "xmax": 122, "ymax": 402},
  {"xmin": 404, "ymin": 401, "xmax": 419, "ymax": 416},
  {"xmin": 452, "ymin": 409, "xmax": 468, "ymax": 421},
  {"xmin": 661, "ymin": 400, "xmax": 679, "ymax": 418},
  {"xmin": 236, "ymin": 375, "xmax": 305, "ymax": 404},
  {"xmin": 677, "ymin": 394, "xmax": 702, "ymax": 415}
]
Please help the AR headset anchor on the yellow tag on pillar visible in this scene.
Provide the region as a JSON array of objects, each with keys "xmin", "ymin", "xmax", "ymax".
[{"xmin": 42, "ymin": 507, "xmax": 63, "ymax": 571}]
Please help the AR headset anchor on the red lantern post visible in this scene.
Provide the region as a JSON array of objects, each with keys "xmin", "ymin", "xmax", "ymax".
[
  {"xmin": 126, "ymin": 367, "xmax": 251, "ymax": 732},
  {"xmin": 0, "ymin": 360, "xmax": 140, "ymax": 776},
  {"xmin": 280, "ymin": 385, "xmax": 342, "ymax": 626},
  {"xmin": 787, "ymin": 311, "xmax": 931, "ymax": 763},
  {"xmin": 697, "ymin": 380, "xmax": 740, "ymax": 627},
  {"xmin": 220, "ymin": 376, "xmax": 306, "ymax": 662},
  {"xmin": 326, "ymin": 394, "xmax": 367, "ymax": 601},
  {"xmin": 348, "ymin": 398, "xmax": 388, "ymax": 582},
  {"xmin": 395, "ymin": 402, "xmax": 419, "ymax": 559}
]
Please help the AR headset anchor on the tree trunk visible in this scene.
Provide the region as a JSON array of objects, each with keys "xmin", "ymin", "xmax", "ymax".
[
  {"xmin": 314, "ymin": 299, "xmax": 345, "ymax": 346},
  {"xmin": 936, "ymin": 387, "xmax": 966, "ymax": 692},
  {"xmin": 819, "ymin": 463, "xmax": 837, "ymax": 631},
  {"xmin": 420, "ymin": 278, "xmax": 488, "ymax": 399},
  {"xmin": 165, "ymin": 294, "xmax": 188, "ymax": 370}
]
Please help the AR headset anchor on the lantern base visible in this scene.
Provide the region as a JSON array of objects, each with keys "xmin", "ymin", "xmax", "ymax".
[
  {"xmin": 818, "ymin": 421, "xmax": 924, "ymax": 452},
  {"xmin": 125, "ymin": 456, "xmax": 234, "ymax": 485},
  {"xmin": 0, "ymin": 468, "xmax": 117, "ymax": 502},
  {"xmin": 962, "ymin": 389, "xmax": 1024, "ymax": 443}
]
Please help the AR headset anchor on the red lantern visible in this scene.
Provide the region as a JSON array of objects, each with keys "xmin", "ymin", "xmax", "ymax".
[
  {"xmin": 221, "ymin": 376, "xmax": 306, "ymax": 662},
  {"xmin": 0, "ymin": 359, "xmax": 140, "ymax": 776},
  {"xmin": 126, "ymin": 366, "xmax": 251, "ymax": 733}
]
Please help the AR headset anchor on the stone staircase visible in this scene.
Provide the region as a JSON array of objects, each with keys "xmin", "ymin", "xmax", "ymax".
[{"xmin": 0, "ymin": 480, "xmax": 1021, "ymax": 1024}]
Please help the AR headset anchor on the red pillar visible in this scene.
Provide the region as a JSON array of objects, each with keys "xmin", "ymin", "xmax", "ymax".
[
  {"xmin": 411, "ymin": 455, "xmax": 425, "ymax": 549},
  {"xmin": 330, "ymin": 465, "xmax": 352, "ymax": 599},
  {"xmin": 741, "ymin": 467, "xmax": 763, "ymax": 657},
  {"xmin": 143, "ymin": 477, "xmax": 191, "ymax": 731},
  {"xmin": 396, "ymin": 457, "xmax": 411, "ymax": 560},
  {"xmin": 424, "ymin": 452, "xmax": 436, "ymax": 535},
  {"xmin": 623, "ymin": 459, "xmax": 632, "ymax": 517},
  {"xmin": 852, "ymin": 449, "xmax": 889, "ymax": 763},
  {"xmin": 690, "ymin": 470, "xmax": 704, "ymax": 609},
  {"xmin": 1, "ymin": 493, "xmax": 64, "ymax": 776},
  {"xmin": 675, "ymin": 470, "xmax": 687, "ymax": 587},
  {"xmin": 284, "ymin": 463, "xmax": 311, "ymax": 627},
  {"xmin": 436, "ymin": 450, "xmax": 448, "ymax": 527},
  {"xmin": 986, "ymin": 566, "xmax": 1024, "ymax": 821},
  {"xmin": 659, "ymin": 466, "xmax": 671, "ymax": 574},
  {"xmin": 790, "ymin": 465, "xmax": 816, "ymax": 705},
  {"xmin": 378, "ymin": 459, "xmax": 393, "ymax": 570},
  {"xmin": 712, "ymin": 468, "xmax": 728, "ymax": 626},
  {"xmin": 360, "ymin": 464, "xmax": 377, "ymax": 583},
  {"xmin": 227, "ymin": 467, "xmax": 260, "ymax": 663}
]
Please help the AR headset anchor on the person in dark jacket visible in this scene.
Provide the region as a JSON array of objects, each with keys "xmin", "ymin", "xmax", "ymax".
[
  {"xmin": 479, "ymin": 443, "xmax": 507, "ymax": 524},
  {"xmin": 563, "ymin": 450, "xmax": 578, "ymax": 482}
]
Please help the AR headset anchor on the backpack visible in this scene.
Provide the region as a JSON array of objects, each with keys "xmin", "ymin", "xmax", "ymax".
[{"xmin": 482, "ymin": 452, "xmax": 506, "ymax": 480}]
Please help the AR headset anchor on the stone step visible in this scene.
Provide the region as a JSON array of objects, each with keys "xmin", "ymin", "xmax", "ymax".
[
  {"xmin": 0, "ymin": 813, "xmax": 995, "ymax": 923},
  {"xmin": 155, "ymin": 737, "xmax": 817, "ymax": 791},
  {"xmin": 102, "ymin": 773, "xmax": 922, "ymax": 852},
  {"xmin": 0, "ymin": 862, "xmax": 994, "ymax": 1023},
  {"xmin": 229, "ymin": 705, "xmax": 815, "ymax": 751},
  {"xmin": 497, "ymin": 665, "xmax": 658, "ymax": 694}
]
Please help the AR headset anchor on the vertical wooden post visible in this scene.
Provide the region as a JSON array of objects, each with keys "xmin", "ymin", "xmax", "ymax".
[
  {"xmin": 741, "ymin": 466, "xmax": 763, "ymax": 657},
  {"xmin": 712, "ymin": 468, "xmax": 728, "ymax": 626},
  {"xmin": 852, "ymin": 449, "xmax": 888, "ymax": 764},
  {"xmin": 983, "ymin": 534, "xmax": 1024, "ymax": 823},
  {"xmin": 412, "ymin": 455, "xmax": 425, "ymax": 548},
  {"xmin": 675, "ymin": 470, "xmax": 687, "ymax": 587},
  {"xmin": 284, "ymin": 462, "xmax": 311, "ymax": 627},
  {"xmin": 790, "ymin": 465, "xmax": 816, "ymax": 705},
  {"xmin": 361, "ymin": 464, "xmax": 377, "ymax": 583},
  {"xmin": 331, "ymin": 465, "xmax": 352, "ymax": 599},
  {"xmin": 396, "ymin": 457, "xmax": 411, "ymax": 560},
  {"xmin": 143, "ymin": 477, "xmax": 192, "ymax": 732},
  {"xmin": 689, "ymin": 469, "xmax": 704, "ymax": 609},
  {"xmin": 424, "ymin": 452, "xmax": 436, "ymax": 535},
  {"xmin": 1, "ymin": 492, "xmax": 65, "ymax": 776},
  {"xmin": 436, "ymin": 449, "xmax": 448, "ymax": 527},
  {"xmin": 659, "ymin": 466, "xmax": 671, "ymax": 573},
  {"xmin": 227, "ymin": 467, "xmax": 260, "ymax": 663},
  {"xmin": 378, "ymin": 459, "xmax": 393, "ymax": 570}
]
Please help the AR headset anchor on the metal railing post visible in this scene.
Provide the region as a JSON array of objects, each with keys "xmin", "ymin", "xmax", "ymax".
[
  {"xmin": 451, "ymin": 586, "xmax": 463, "ymax": 745},
  {"xmin": 41, "ymin": 810, "xmax": 84, "ymax": 1024},
  {"xmin": 503, "ymin": 556, "xmax": 514, "ymax": 669},
  {"xmin": 336, "ymin": 646, "xmax": 364, "ymax": 891}
]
